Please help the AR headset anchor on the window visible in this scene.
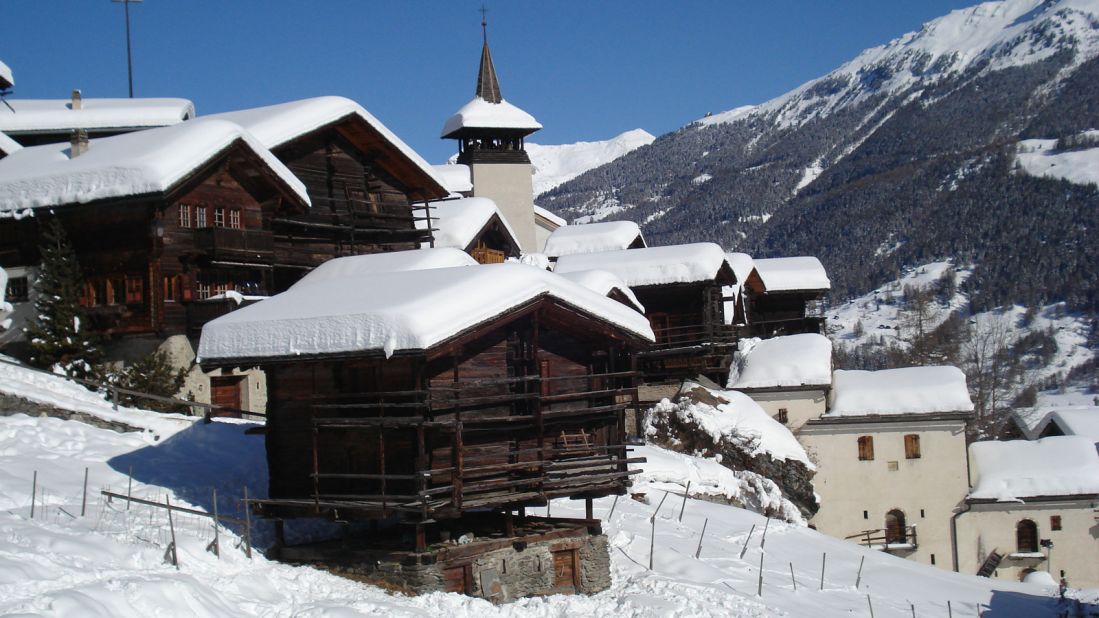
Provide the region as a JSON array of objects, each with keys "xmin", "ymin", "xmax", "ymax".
[
  {"xmin": 214, "ymin": 208, "xmax": 225, "ymax": 228},
  {"xmin": 228, "ymin": 210, "xmax": 241, "ymax": 229},
  {"xmin": 885, "ymin": 509, "xmax": 907, "ymax": 544},
  {"xmin": 1016, "ymin": 519, "xmax": 1038, "ymax": 553},
  {"xmin": 777, "ymin": 407, "xmax": 789, "ymax": 424},
  {"xmin": 80, "ymin": 281, "xmax": 96, "ymax": 306},
  {"xmin": 857, "ymin": 436, "xmax": 874, "ymax": 461},
  {"xmin": 904, "ymin": 434, "xmax": 921, "ymax": 459},
  {"xmin": 178, "ymin": 204, "xmax": 192, "ymax": 228},
  {"xmin": 124, "ymin": 277, "xmax": 144, "ymax": 304},
  {"xmin": 196, "ymin": 281, "xmax": 211, "ymax": 300},
  {"xmin": 163, "ymin": 275, "xmax": 181, "ymax": 302},
  {"xmin": 196, "ymin": 207, "xmax": 207, "ymax": 228},
  {"xmin": 1050, "ymin": 516, "xmax": 1062, "ymax": 531},
  {"xmin": 6, "ymin": 276, "xmax": 28, "ymax": 302}
]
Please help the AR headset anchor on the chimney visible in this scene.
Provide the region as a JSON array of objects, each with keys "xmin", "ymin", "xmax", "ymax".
[
  {"xmin": 70, "ymin": 128, "xmax": 89, "ymax": 158},
  {"xmin": 71, "ymin": 89, "xmax": 82, "ymax": 110}
]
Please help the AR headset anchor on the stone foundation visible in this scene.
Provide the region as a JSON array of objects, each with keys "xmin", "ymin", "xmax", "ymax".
[{"xmin": 275, "ymin": 521, "xmax": 611, "ymax": 602}]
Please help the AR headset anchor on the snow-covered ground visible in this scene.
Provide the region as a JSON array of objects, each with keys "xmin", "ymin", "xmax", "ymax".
[
  {"xmin": 527, "ymin": 129, "xmax": 655, "ymax": 197},
  {"xmin": 1015, "ymin": 134, "xmax": 1099, "ymax": 187},
  {"xmin": 1, "ymin": 367, "xmax": 1095, "ymax": 615}
]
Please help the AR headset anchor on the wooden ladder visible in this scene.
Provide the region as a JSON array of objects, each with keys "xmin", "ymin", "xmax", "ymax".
[{"xmin": 976, "ymin": 550, "xmax": 1004, "ymax": 577}]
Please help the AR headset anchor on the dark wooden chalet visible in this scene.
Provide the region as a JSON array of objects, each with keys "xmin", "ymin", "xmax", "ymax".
[
  {"xmin": 197, "ymin": 262, "xmax": 653, "ymax": 552},
  {"xmin": 748, "ymin": 256, "xmax": 831, "ymax": 338},
  {"xmin": 723, "ymin": 252, "xmax": 767, "ymax": 333},
  {"xmin": 0, "ymin": 118, "xmax": 309, "ymax": 340},
  {"xmin": 418, "ymin": 196, "xmax": 521, "ymax": 264},
  {"xmin": 210, "ymin": 97, "xmax": 449, "ymax": 290},
  {"xmin": 555, "ymin": 242, "xmax": 737, "ymax": 384}
]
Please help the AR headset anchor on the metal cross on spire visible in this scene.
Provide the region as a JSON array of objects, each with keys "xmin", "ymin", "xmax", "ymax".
[{"xmin": 480, "ymin": 4, "xmax": 489, "ymax": 42}]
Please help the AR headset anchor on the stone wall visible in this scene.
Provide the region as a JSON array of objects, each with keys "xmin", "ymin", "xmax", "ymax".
[{"xmin": 0, "ymin": 393, "xmax": 142, "ymax": 433}]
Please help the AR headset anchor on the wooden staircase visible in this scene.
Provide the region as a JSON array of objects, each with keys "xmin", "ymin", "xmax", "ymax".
[{"xmin": 976, "ymin": 550, "xmax": 1004, "ymax": 577}]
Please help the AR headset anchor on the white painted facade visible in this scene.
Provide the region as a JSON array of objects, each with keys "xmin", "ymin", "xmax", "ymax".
[
  {"xmin": 739, "ymin": 387, "xmax": 827, "ymax": 431},
  {"xmin": 799, "ymin": 413, "xmax": 971, "ymax": 571}
]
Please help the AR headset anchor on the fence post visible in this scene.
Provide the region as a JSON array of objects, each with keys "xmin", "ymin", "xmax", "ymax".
[
  {"xmin": 695, "ymin": 518, "xmax": 708, "ymax": 559},
  {"xmin": 739, "ymin": 524, "xmax": 756, "ymax": 559},
  {"xmin": 208, "ymin": 488, "xmax": 221, "ymax": 558},
  {"xmin": 820, "ymin": 552, "xmax": 827, "ymax": 591},
  {"xmin": 111, "ymin": 387, "xmax": 118, "ymax": 411},
  {"xmin": 757, "ymin": 552, "xmax": 764, "ymax": 596},
  {"xmin": 789, "ymin": 562, "xmax": 797, "ymax": 591},
  {"xmin": 760, "ymin": 517, "xmax": 770, "ymax": 549},
  {"xmin": 678, "ymin": 480, "xmax": 691, "ymax": 522},
  {"xmin": 242, "ymin": 485, "xmax": 253, "ymax": 559},
  {"xmin": 867, "ymin": 595, "xmax": 874, "ymax": 618},
  {"xmin": 81, "ymin": 467, "xmax": 89, "ymax": 517},
  {"xmin": 30, "ymin": 470, "xmax": 37, "ymax": 519},
  {"xmin": 910, "ymin": 602, "xmax": 916, "ymax": 617},
  {"xmin": 947, "ymin": 601, "xmax": 952, "ymax": 618},
  {"xmin": 165, "ymin": 495, "xmax": 179, "ymax": 569},
  {"xmin": 855, "ymin": 555, "xmax": 865, "ymax": 589},
  {"xmin": 608, "ymin": 494, "xmax": 619, "ymax": 519}
]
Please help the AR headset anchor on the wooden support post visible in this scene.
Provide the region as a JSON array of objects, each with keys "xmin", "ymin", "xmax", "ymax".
[
  {"xmin": 311, "ymin": 425, "xmax": 320, "ymax": 511},
  {"xmin": 757, "ymin": 552, "xmax": 764, "ymax": 596},
  {"xmin": 760, "ymin": 517, "xmax": 770, "ymax": 549},
  {"xmin": 504, "ymin": 511, "xmax": 514, "ymax": 537},
  {"xmin": 855, "ymin": 555, "xmax": 865, "ymax": 589},
  {"xmin": 678, "ymin": 480, "xmax": 691, "ymax": 522},
  {"xmin": 165, "ymin": 495, "xmax": 179, "ymax": 569},
  {"xmin": 820, "ymin": 552, "xmax": 826, "ymax": 591},
  {"xmin": 111, "ymin": 387, "xmax": 118, "ymax": 411},
  {"xmin": 739, "ymin": 524, "xmax": 756, "ymax": 559},
  {"xmin": 210, "ymin": 488, "xmax": 220, "ymax": 558},
  {"xmin": 30, "ymin": 470, "xmax": 36, "ymax": 519},
  {"xmin": 242, "ymin": 486, "xmax": 253, "ymax": 559},
  {"xmin": 695, "ymin": 518, "xmax": 708, "ymax": 559},
  {"xmin": 415, "ymin": 524, "xmax": 426, "ymax": 553},
  {"xmin": 585, "ymin": 497, "xmax": 593, "ymax": 520},
  {"xmin": 789, "ymin": 562, "xmax": 797, "ymax": 591},
  {"xmin": 81, "ymin": 467, "xmax": 89, "ymax": 517}
]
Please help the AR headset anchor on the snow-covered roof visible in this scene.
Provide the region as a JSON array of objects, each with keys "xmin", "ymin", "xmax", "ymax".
[
  {"xmin": 726, "ymin": 253, "xmax": 759, "ymax": 289},
  {"xmin": 0, "ymin": 118, "xmax": 309, "ymax": 211},
  {"xmin": 554, "ymin": 242, "xmax": 734, "ymax": 288},
  {"xmin": 969, "ymin": 437, "xmax": 1099, "ymax": 501},
  {"xmin": 754, "ymin": 257, "xmax": 830, "ymax": 292},
  {"xmin": 415, "ymin": 197, "xmax": 518, "ymax": 251},
  {"xmin": 828, "ymin": 366, "xmax": 974, "ymax": 416},
  {"xmin": 207, "ymin": 96, "xmax": 446, "ymax": 197},
  {"xmin": 198, "ymin": 263, "xmax": 654, "ymax": 361},
  {"xmin": 0, "ymin": 131, "xmax": 20, "ymax": 157},
  {"xmin": 543, "ymin": 220, "xmax": 645, "ymax": 258},
  {"xmin": 533, "ymin": 204, "xmax": 567, "ymax": 228},
  {"xmin": 728, "ymin": 334, "xmax": 833, "ymax": 390},
  {"xmin": 556, "ymin": 269, "xmax": 644, "ymax": 313},
  {"xmin": 1040, "ymin": 407, "xmax": 1099, "ymax": 442},
  {"xmin": 0, "ymin": 98, "xmax": 194, "ymax": 134},
  {"xmin": 722, "ymin": 253, "xmax": 763, "ymax": 325},
  {"xmin": 289, "ymin": 248, "xmax": 477, "ymax": 292},
  {"xmin": 0, "ymin": 60, "xmax": 12, "ymax": 89},
  {"xmin": 432, "ymin": 164, "xmax": 472, "ymax": 194},
  {"xmin": 441, "ymin": 96, "xmax": 542, "ymax": 137}
]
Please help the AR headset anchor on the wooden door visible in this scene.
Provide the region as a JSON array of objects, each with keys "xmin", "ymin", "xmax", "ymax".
[
  {"xmin": 551, "ymin": 549, "xmax": 578, "ymax": 594},
  {"xmin": 443, "ymin": 565, "xmax": 470, "ymax": 594},
  {"xmin": 885, "ymin": 510, "xmax": 906, "ymax": 544},
  {"xmin": 210, "ymin": 376, "xmax": 243, "ymax": 417}
]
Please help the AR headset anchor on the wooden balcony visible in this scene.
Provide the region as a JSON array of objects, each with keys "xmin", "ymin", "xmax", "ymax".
[
  {"xmin": 193, "ymin": 228, "xmax": 275, "ymax": 262},
  {"xmin": 845, "ymin": 526, "xmax": 919, "ymax": 552}
]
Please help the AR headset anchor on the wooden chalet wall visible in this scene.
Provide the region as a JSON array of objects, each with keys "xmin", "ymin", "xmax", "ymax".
[
  {"xmin": 746, "ymin": 291, "xmax": 826, "ymax": 338},
  {"xmin": 0, "ymin": 145, "xmax": 301, "ymax": 340},
  {"xmin": 270, "ymin": 128, "xmax": 426, "ymax": 290},
  {"xmin": 257, "ymin": 303, "xmax": 641, "ymax": 523},
  {"xmin": 633, "ymin": 282, "xmax": 735, "ymax": 384},
  {"xmin": 465, "ymin": 215, "xmax": 521, "ymax": 264}
]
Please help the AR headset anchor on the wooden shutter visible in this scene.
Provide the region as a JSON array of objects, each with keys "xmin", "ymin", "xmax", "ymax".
[
  {"xmin": 904, "ymin": 434, "xmax": 921, "ymax": 459},
  {"xmin": 858, "ymin": 436, "xmax": 874, "ymax": 461},
  {"xmin": 1016, "ymin": 519, "xmax": 1038, "ymax": 553}
]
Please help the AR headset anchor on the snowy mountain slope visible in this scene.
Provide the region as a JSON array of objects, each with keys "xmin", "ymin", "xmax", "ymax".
[
  {"xmin": 3, "ymin": 394, "xmax": 1093, "ymax": 614},
  {"xmin": 527, "ymin": 129, "xmax": 654, "ymax": 197},
  {"xmin": 540, "ymin": 0, "xmax": 1099, "ymax": 315}
]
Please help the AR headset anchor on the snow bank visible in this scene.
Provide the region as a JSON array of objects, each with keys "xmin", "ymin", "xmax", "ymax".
[
  {"xmin": 554, "ymin": 242, "xmax": 732, "ymax": 287},
  {"xmin": 288, "ymin": 248, "xmax": 477, "ymax": 291},
  {"xmin": 198, "ymin": 263, "xmax": 654, "ymax": 361},
  {"xmin": 0, "ymin": 97, "xmax": 193, "ymax": 133},
  {"xmin": 652, "ymin": 382, "xmax": 813, "ymax": 468},
  {"xmin": 432, "ymin": 163, "xmax": 473, "ymax": 193},
  {"xmin": 543, "ymin": 220, "xmax": 644, "ymax": 258},
  {"xmin": 1016, "ymin": 137, "xmax": 1099, "ymax": 187},
  {"xmin": 728, "ymin": 334, "xmax": 832, "ymax": 390},
  {"xmin": 415, "ymin": 197, "xmax": 518, "ymax": 251},
  {"xmin": 207, "ymin": 96, "xmax": 445, "ymax": 194},
  {"xmin": 829, "ymin": 366, "xmax": 973, "ymax": 416},
  {"xmin": 556, "ymin": 269, "xmax": 644, "ymax": 313},
  {"xmin": 441, "ymin": 96, "xmax": 541, "ymax": 137},
  {"xmin": 969, "ymin": 436, "xmax": 1099, "ymax": 501},
  {"xmin": 527, "ymin": 129, "xmax": 655, "ymax": 195},
  {"xmin": 0, "ymin": 359, "xmax": 190, "ymax": 436},
  {"xmin": 0, "ymin": 118, "xmax": 309, "ymax": 211},
  {"xmin": 753, "ymin": 256, "xmax": 830, "ymax": 292}
]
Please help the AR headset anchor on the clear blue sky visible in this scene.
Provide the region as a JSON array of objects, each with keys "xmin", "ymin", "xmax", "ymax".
[{"xmin": 3, "ymin": 1, "xmax": 975, "ymax": 163}]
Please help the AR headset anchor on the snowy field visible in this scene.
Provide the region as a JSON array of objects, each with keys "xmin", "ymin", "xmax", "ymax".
[{"xmin": 2, "ymin": 407, "xmax": 1094, "ymax": 615}]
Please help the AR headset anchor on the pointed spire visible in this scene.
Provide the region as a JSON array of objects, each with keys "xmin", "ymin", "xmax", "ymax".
[{"xmin": 476, "ymin": 9, "xmax": 503, "ymax": 104}]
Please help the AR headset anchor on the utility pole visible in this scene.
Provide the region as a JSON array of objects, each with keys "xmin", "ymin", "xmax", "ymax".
[{"xmin": 112, "ymin": 0, "xmax": 143, "ymax": 98}]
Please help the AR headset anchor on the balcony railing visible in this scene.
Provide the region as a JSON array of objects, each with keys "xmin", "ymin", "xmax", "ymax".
[
  {"xmin": 644, "ymin": 322, "xmax": 737, "ymax": 352},
  {"xmin": 193, "ymin": 228, "xmax": 274, "ymax": 261},
  {"xmin": 845, "ymin": 526, "xmax": 919, "ymax": 551}
]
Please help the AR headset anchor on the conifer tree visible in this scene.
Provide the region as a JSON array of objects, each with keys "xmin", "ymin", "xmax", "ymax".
[{"xmin": 24, "ymin": 217, "xmax": 101, "ymax": 378}]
